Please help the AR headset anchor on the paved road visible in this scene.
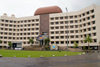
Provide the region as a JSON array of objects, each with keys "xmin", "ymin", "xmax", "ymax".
[{"xmin": 0, "ymin": 53, "xmax": 100, "ymax": 67}]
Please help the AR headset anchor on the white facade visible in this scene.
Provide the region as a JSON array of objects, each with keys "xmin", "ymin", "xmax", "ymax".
[
  {"xmin": 49, "ymin": 4, "xmax": 100, "ymax": 47},
  {"xmin": 0, "ymin": 4, "xmax": 100, "ymax": 47}
]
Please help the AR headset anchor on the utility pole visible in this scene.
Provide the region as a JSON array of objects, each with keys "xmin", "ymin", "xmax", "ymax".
[{"xmin": 65, "ymin": 8, "xmax": 68, "ymax": 50}]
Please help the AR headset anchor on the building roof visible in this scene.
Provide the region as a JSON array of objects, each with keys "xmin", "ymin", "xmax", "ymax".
[{"xmin": 34, "ymin": 6, "xmax": 62, "ymax": 15}]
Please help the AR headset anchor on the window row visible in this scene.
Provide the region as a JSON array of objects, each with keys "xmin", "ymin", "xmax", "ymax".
[
  {"xmin": 0, "ymin": 19, "xmax": 39, "ymax": 23},
  {"xmin": 0, "ymin": 28, "xmax": 39, "ymax": 31},
  {"xmin": 0, "ymin": 23, "xmax": 39, "ymax": 27},
  {"xmin": 50, "ymin": 9, "xmax": 94, "ymax": 20},
  {"xmin": 51, "ymin": 39, "xmax": 97, "ymax": 44},
  {"xmin": 50, "ymin": 33, "xmax": 96, "ymax": 39},
  {"xmin": 50, "ymin": 27, "xmax": 96, "ymax": 34},
  {"xmin": 50, "ymin": 20, "xmax": 95, "ymax": 25},
  {"xmin": 0, "ymin": 32, "xmax": 39, "ymax": 35}
]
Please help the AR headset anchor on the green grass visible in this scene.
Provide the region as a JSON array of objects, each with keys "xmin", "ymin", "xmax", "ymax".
[{"xmin": 0, "ymin": 49, "xmax": 83, "ymax": 58}]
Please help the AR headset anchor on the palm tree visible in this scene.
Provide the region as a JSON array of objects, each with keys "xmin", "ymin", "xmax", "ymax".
[
  {"xmin": 0, "ymin": 40, "xmax": 2, "ymax": 48},
  {"xmin": 44, "ymin": 38, "xmax": 50, "ymax": 50},
  {"xmin": 74, "ymin": 42, "xmax": 78, "ymax": 48},
  {"xmin": 8, "ymin": 41, "xmax": 12, "ymax": 49},
  {"xmin": 0, "ymin": 40, "xmax": 2, "ymax": 44},
  {"xmin": 45, "ymin": 38, "xmax": 50, "ymax": 46},
  {"xmin": 84, "ymin": 35, "xmax": 92, "ymax": 50},
  {"xmin": 29, "ymin": 38, "xmax": 34, "ymax": 46}
]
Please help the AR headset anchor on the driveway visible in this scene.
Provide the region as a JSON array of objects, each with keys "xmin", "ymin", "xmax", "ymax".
[{"xmin": 0, "ymin": 53, "xmax": 100, "ymax": 67}]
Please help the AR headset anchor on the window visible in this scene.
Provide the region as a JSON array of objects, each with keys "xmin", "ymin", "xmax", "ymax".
[
  {"xmin": 55, "ymin": 31, "xmax": 59, "ymax": 34},
  {"xmin": 32, "ymin": 20, "xmax": 34, "ymax": 22},
  {"xmin": 87, "ymin": 11, "xmax": 90, "ymax": 15},
  {"xmin": 5, "ymin": 20, "xmax": 8, "ymax": 22},
  {"xmin": 94, "ymin": 39, "xmax": 97, "ymax": 42},
  {"xmin": 82, "ymin": 13, "xmax": 85, "ymax": 16},
  {"xmin": 66, "ymin": 41, "xmax": 69, "ymax": 44},
  {"xmin": 36, "ymin": 32, "xmax": 38, "ymax": 35},
  {"xmin": 92, "ymin": 27, "xmax": 96, "ymax": 30},
  {"xmin": 60, "ymin": 17, "xmax": 63, "ymax": 19},
  {"xmin": 70, "ymin": 16, "xmax": 73, "ymax": 19},
  {"xmin": 65, "ymin": 21, "xmax": 68, "ymax": 24},
  {"xmin": 60, "ymin": 21, "xmax": 63, "ymax": 24},
  {"xmin": 75, "ymin": 30, "xmax": 78, "ymax": 33},
  {"xmin": 56, "ymin": 36, "xmax": 59, "ymax": 39},
  {"xmin": 55, "ymin": 22, "xmax": 59, "ymax": 24},
  {"xmin": 76, "ymin": 35, "xmax": 78, "ymax": 38},
  {"xmin": 51, "ymin": 18, "xmax": 54, "ymax": 20},
  {"xmin": 61, "ymin": 41, "xmax": 64, "ymax": 44},
  {"xmin": 56, "ymin": 41, "xmax": 59, "ymax": 44},
  {"xmin": 55, "ymin": 27, "xmax": 59, "ymax": 29},
  {"xmin": 51, "ymin": 22, "xmax": 54, "ymax": 25},
  {"xmin": 79, "ymin": 15, "xmax": 81, "ymax": 17},
  {"xmin": 92, "ymin": 21, "xmax": 95, "ymax": 24},
  {"xmin": 88, "ymin": 34, "xmax": 91, "ymax": 37},
  {"xmin": 32, "ymin": 24, "xmax": 34, "ymax": 26},
  {"xmin": 65, "ymin": 36, "xmax": 69, "ymax": 38},
  {"xmin": 36, "ymin": 19, "xmax": 39, "ymax": 21},
  {"xmin": 70, "ymin": 36, "xmax": 74, "ymax": 38},
  {"xmin": 71, "ymin": 41, "xmax": 74, "ymax": 44},
  {"xmin": 87, "ymin": 17, "xmax": 90, "ymax": 20},
  {"xmin": 84, "ymin": 29, "xmax": 86, "ymax": 32},
  {"xmin": 88, "ymin": 22, "xmax": 90, "ymax": 25},
  {"xmin": 55, "ymin": 17, "xmax": 59, "ymax": 20},
  {"xmin": 91, "ymin": 15, "xmax": 95, "ymax": 18},
  {"xmin": 83, "ymin": 18, "xmax": 86, "ymax": 21},
  {"xmin": 65, "ymin": 31, "xmax": 69, "ymax": 33},
  {"xmin": 70, "ymin": 30, "xmax": 74, "ymax": 33},
  {"xmin": 60, "ymin": 31, "xmax": 64, "ymax": 34},
  {"xmin": 70, "ymin": 26, "xmax": 74, "ymax": 28},
  {"xmin": 60, "ymin": 26, "xmax": 64, "ymax": 29},
  {"xmin": 36, "ymin": 28, "xmax": 39, "ymax": 30},
  {"xmin": 65, "ymin": 16, "xmax": 68, "ymax": 19},
  {"xmin": 80, "ymin": 25, "xmax": 82, "ymax": 27},
  {"xmin": 75, "ymin": 25, "xmax": 78, "ymax": 28},
  {"xmin": 74, "ymin": 15, "xmax": 77, "ymax": 18},
  {"xmin": 91, "ymin": 9, "xmax": 94, "ymax": 13},
  {"xmin": 51, "ymin": 41, "xmax": 54, "ymax": 44},
  {"xmin": 60, "ymin": 36, "xmax": 64, "ymax": 39},
  {"xmin": 65, "ymin": 26, "xmax": 69, "ymax": 28},
  {"xmin": 79, "ymin": 20, "xmax": 82, "ymax": 23},
  {"xmin": 83, "ymin": 23, "xmax": 86, "ymax": 26},
  {"xmin": 36, "ymin": 23, "xmax": 39, "ymax": 26},
  {"xmin": 70, "ymin": 21, "xmax": 73, "ymax": 24},
  {"xmin": 51, "ymin": 36, "xmax": 54, "ymax": 39},
  {"xmin": 75, "ymin": 20, "xmax": 78, "ymax": 23},
  {"xmin": 1, "ymin": 19, "xmax": 4, "ymax": 22},
  {"xmin": 51, "ymin": 32, "xmax": 54, "ymax": 34},
  {"xmin": 24, "ymin": 20, "xmax": 27, "ymax": 22},
  {"xmin": 51, "ymin": 27, "xmax": 54, "ymax": 29}
]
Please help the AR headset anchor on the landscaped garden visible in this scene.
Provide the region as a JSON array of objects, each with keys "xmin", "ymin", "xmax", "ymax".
[{"xmin": 0, "ymin": 49, "xmax": 83, "ymax": 58}]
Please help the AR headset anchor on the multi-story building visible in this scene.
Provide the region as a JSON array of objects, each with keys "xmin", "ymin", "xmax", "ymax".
[{"xmin": 0, "ymin": 4, "xmax": 100, "ymax": 49}]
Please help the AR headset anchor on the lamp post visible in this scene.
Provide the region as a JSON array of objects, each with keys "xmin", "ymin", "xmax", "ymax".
[{"xmin": 65, "ymin": 8, "xmax": 68, "ymax": 50}]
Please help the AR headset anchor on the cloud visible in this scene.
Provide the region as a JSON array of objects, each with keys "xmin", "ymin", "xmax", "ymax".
[{"xmin": 0, "ymin": 0, "xmax": 99, "ymax": 17}]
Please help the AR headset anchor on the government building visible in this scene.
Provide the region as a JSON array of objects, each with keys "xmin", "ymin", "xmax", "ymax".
[{"xmin": 0, "ymin": 4, "xmax": 100, "ymax": 49}]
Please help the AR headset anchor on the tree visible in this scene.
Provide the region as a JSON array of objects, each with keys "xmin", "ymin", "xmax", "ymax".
[
  {"xmin": 0, "ymin": 40, "xmax": 2, "ymax": 48},
  {"xmin": 8, "ymin": 41, "xmax": 12, "ymax": 49},
  {"xmin": 0, "ymin": 40, "xmax": 2, "ymax": 44},
  {"xmin": 84, "ymin": 35, "xmax": 92, "ymax": 50},
  {"xmin": 44, "ymin": 38, "xmax": 50, "ymax": 50},
  {"xmin": 29, "ymin": 38, "xmax": 34, "ymax": 46},
  {"xmin": 74, "ymin": 42, "xmax": 78, "ymax": 48},
  {"xmin": 45, "ymin": 38, "xmax": 50, "ymax": 46}
]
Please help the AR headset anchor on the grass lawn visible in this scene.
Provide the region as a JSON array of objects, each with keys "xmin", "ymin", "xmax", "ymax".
[{"xmin": 0, "ymin": 49, "xmax": 83, "ymax": 58}]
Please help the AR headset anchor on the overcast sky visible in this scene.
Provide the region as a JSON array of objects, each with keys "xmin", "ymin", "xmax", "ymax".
[{"xmin": 0, "ymin": 0, "xmax": 100, "ymax": 17}]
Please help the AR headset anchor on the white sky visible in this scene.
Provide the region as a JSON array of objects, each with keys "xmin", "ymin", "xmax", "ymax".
[{"xmin": 0, "ymin": 0, "xmax": 100, "ymax": 17}]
